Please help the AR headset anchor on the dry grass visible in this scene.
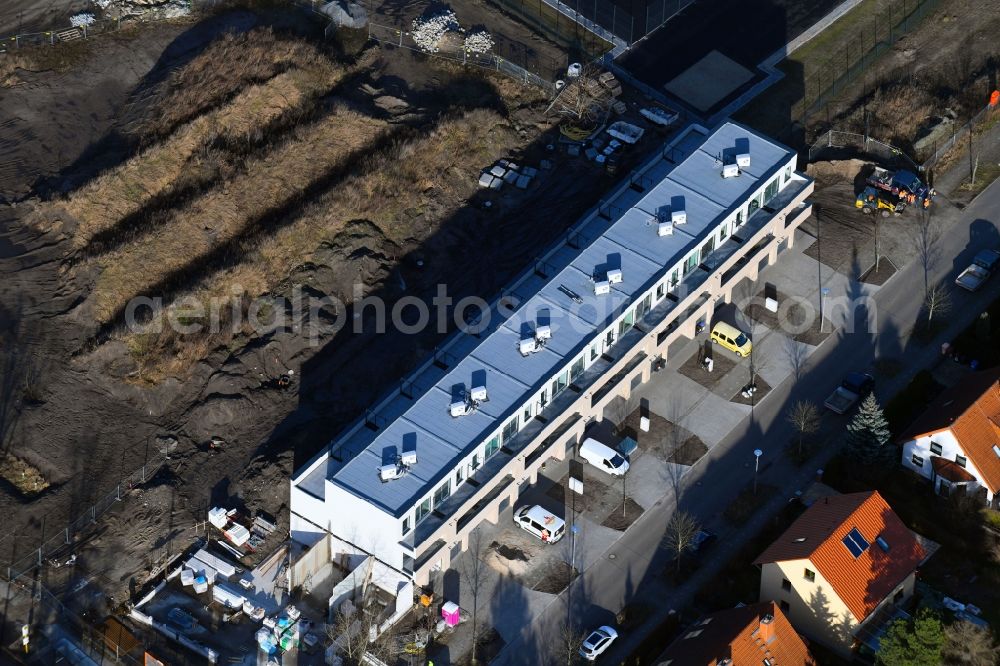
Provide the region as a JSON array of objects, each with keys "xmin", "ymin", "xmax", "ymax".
[
  {"xmin": 54, "ymin": 35, "xmax": 351, "ymax": 246},
  {"xmin": 0, "ymin": 39, "xmax": 93, "ymax": 86},
  {"xmin": 121, "ymin": 108, "xmax": 518, "ymax": 379},
  {"xmin": 136, "ymin": 28, "xmax": 337, "ymax": 139},
  {"xmin": 0, "ymin": 453, "xmax": 50, "ymax": 496},
  {"xmin": 91, "ymin": 106, "xmax": 390, "ymax": 322}
]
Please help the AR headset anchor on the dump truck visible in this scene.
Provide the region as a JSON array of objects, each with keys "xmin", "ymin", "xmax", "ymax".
[
  {"xmin": 866, "ymin": 167, "xmax": 934, "ymax": 208},
  {"xmin": 856, "ymin": 186, "xmax": 906, "ymax": 216}
]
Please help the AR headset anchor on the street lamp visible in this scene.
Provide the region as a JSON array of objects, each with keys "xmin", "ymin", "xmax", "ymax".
[
  {"xmin": 753, "ymin": 448, "xmax": 763, "ymax": 495},
  {"xmin": 820, "ymin": 288, "xmax": 830, "ymax": 333}
]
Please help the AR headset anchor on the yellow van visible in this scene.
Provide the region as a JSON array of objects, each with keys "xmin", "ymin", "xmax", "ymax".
[{"xmin": 710, "ymin": 321, "xmax": 752, "ymax": 357}]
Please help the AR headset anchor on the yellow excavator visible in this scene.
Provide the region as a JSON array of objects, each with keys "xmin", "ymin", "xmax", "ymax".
[{"xmin": 855, "ymin": 186, "xmax": 906, "ymax": 217}]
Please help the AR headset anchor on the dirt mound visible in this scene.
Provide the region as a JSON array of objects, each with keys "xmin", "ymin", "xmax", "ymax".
[{"xmin": 805, "ymin": 158, "xmax": 866, "ymax": 184}]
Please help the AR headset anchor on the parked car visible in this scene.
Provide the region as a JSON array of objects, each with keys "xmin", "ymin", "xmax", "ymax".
[
  {"xmin": 691, "ymin": 529, "xmax": 717, "ymax": 553},
  {"xmin": 579, "ymin": 437, "xmax": 629, "ymax": 476},
  {"xmin": 824, "ymin": 372, "xmax": 874, "ymax": 414},
  {"xmin": 513, "ymin": 505, "xmax": 565, "ymax": 544},
  {"xmin": 579, "ymin": 626, "xmax": 618, "ymax": 661},
  {"xmin": 955, "ymin": 249, "xmax": 1000, "ymax": 291},
  {"xmin": 710, "ymin": 321, "xmax": 752, "ymax": 357}
]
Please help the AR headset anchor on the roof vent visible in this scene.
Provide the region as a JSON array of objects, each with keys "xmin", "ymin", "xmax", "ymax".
[
  {"xmin": 735, "ymin": 137, "xmax": 751, "ymax": 168},
  {"xmin": 658, "ymin": 219, "xmax": 673, "ymax": 236},
  {"xmin": 401, "ymin": 437, "xmax": 418, "ymax": 466},
  {"xmin": 519, "ymin": 322, "xmax": 552, "ymax": 356},
  {"xmin": 378, "ymin": 463, "xmax": 404, "ymax": 482},
  {"xmin": 594, "ymin": 279, "xmax": 610, "ymax": 295},
  {"xmin": 450, "ymin": 399, "xmax": 474, "ymax": 417},
  {"xmin": 607, "ymin": 268, "xmax": 623, "ymax": 284},
  {"xmin": 469, "ymin": 384, "xmax": 488, "ymax": 402},
  {"xmin": 722, "ymin": 162, "xmax": 740, "ymax": 178}
]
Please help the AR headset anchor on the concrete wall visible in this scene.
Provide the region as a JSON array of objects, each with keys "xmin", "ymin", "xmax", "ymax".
[
  {"xmin": 901, "ymin": 430, "xmax": 994, "ymax": 503},
  {"xmin": 324, "ymin": 481, "xmax": 406, "ymax": 571}
]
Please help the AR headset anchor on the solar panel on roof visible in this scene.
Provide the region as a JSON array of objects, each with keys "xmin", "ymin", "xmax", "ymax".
[{"xmin": 841, "ymin": 527, "xmax": 870, "ymax": 558}]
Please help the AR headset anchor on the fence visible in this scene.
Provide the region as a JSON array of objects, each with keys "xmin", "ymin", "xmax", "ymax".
[
  {"xmin": 918, "ymin": 103, "xmax": 998, "ymax": 171},
  {"xmin": 791, "ymin": 0, "xmax": 941, "ymax": 122},
  {"xmin": 807, "ymin": 129, "xmax": 920, "ymax": 172},
  {"xmin": 1, "ymin": 450, "xmax": 170, "ymax": 584}
]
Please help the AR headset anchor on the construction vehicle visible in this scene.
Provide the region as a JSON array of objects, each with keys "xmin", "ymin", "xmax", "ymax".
[
  {"xmin": 866, "ymin": 167, "xmax": 934, "ymax": 208},
  {"xmin": 856, "ymin": 186, "xmax": 906, "ymax": 216}
]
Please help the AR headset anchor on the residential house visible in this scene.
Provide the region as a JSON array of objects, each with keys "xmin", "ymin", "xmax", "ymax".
[
  {"xmin": 656, "ymin": 601, "xmax": 815, "ymax": 665},
  {"xmin": 754, "ymin": 491, "xmax": 925, "ymax": 657},
  {"xmin": 899, "ymin": 367, "xmax": 1000, "ymax": 506},
  {"xmin": 289, "ymin": 121, "xmax": 813, "ymax": 590}
]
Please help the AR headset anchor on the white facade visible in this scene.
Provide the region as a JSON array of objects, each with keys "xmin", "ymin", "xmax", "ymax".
[
  {"xmin": 291, "ymin": 122, "xmax": 813, "ymax": 585},
  {"xmin": 901, "ymin": 430, "xmax": 995, "ymax": 503}
]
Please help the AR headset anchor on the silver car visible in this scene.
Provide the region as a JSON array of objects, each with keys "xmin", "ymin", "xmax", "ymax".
[{"xmin": 579, "ymin": 625, "xmax": 618, "ymax": 661}]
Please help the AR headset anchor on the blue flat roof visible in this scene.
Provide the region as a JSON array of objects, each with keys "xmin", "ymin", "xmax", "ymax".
[{"xmin": 323, "ymin": 122, "xmax": 796, "ymax": 516}]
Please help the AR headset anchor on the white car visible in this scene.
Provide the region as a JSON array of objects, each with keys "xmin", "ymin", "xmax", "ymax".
[{"xmin": 579, "ymin": 625, "xmax": 618, "ymax": 661}]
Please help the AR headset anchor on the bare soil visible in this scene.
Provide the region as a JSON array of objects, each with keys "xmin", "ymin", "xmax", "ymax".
[
  {"xmin": 600, "ymin": 497, "xmax": 643, "ymax": 531},
  {"xmin": 744, "ymin": 289, "xmax": 833, "ymax": 346},
  {"xmin": 730, "ymin": 375, "xmax": 771, "ymax": 406},
  {"xmin": 677, "ymin": 345, "xmax": 738, "ymax": 390},
  {"xmin": 620, "ymin": 407, "xmax": 705, "ymax": 464},
  {"xmin": 0, "ymin": 2, "xmax": 667, "ymax": 632}
]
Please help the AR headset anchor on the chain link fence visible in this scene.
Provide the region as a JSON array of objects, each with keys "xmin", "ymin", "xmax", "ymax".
[
  {"xmin": 919, "ymin": 103, "xmax": 998, "ymax": 171},
  {"xmin": 1, "ymin": 450, "xmax": 170, "ymax": 584},
  {"xmin": 791, "ymin": 0, "xmax": 941, "ymax": 122}
]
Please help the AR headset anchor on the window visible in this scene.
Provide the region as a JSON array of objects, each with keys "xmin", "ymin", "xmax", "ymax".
[
  {"xmin": 500, "ymin": 417, "xmax": 519, "ymax": 445},
  {"xmin": 955, "ymin": 454, "xmax": 967, "ymax": 468},
  {"xmin": 455, "ymin": 466, "xmax": 464, "ymax": 486},
  {"xmin": 842, "ymin": 527, "xmax": 870, "ymax": 558},
  {"xmin": 764, "ymin": 178, "xmax": 779, "ymax": 204},
  {"xmin": 590, "ymin": 343, "xmax": 600, "ymax": 362},
  {"xmin": 780, "ymin": 600, "xmax": 790, "ymax": 613},
  {"xmin": 804, "ymin": 568, "xmax": 816, "ymax": 583},
  {"xmin": 523, "ymin": 404, "xmax": 532, "ymax": 422},
  {"xmin": 719, "ymin": 222, "xmax": 729, "ymax": 241},
  {"xmin": 570, "ymin": 356, "xmax": 585, "ymax": 382},
  {"xmin": 415, "ymin": 497, "xmax": 432, "ymax": 523},
  {"xmin": 993, "ymin": 444, "xmax": 1000, "ymax": 458},
  {"xmin": 537, "ymin": 386, "xmax": 549, "ymax": 409},
  {"xmin": 748, "ymin": 196, "xmax": 760, "ymax": 218},
  {"xmin": 485, "ymin": 435, "xmax": 501, "ymax": 459},
  {"xmin": 670, "ymin": 269, "xmax": 680, "ymax": 288},
  {"xmin": 552, "ymin": 370, "xmax": 569, "ymax": 396},
  {"xmin": 781, "ymin": 578, "xmax": 791, "ymax": 592},
  {"xmin": 911, "ymin": 454, "xmax": 924, "ymax": 468},
  {"xmin": 700, "ymin": 237, "xmax": 715, "ymax": 262},
  {"xmin": 402, "ymin": 516, "xmax": 411, "ymax": 536},
  {"xmin": 618, "ymin": 310, "xmax": 635, "ymax": 337},
  {"xmin": 784, "ymin": 165, "xmax": 792, "ymax": 182},
  {"xmin": 469, "ymin": 452, "xmax": 481, "ymax": 473},
  {"xmin": 683, "ymin": 253, "xmax": 698, "ymax": 276},
  {"xmin": 605, "ymin": 329, "xmax": 616, "ymax": 347},
  {"xmin": 876, "ymin": 535, "xmax": 890, "ymax": 552},
  {"xmin": 433, "ymin": 480, "xmax": 451, "ymax": 507},
  {"xmin": 637, "ymin": 294, "xmax": 652, "ymax": 318},
  {"xmin": 930, "ymin": 441, "xmax": 943, "ymax": 456},
  {"xmin": 735, "ymin": 210, "xmax": 743, "ymax": 227},
  {"xmin": 656, "ymin": 283, "xmax": 665, "ymax": 300},
  {"xmin": 893, "ymin": 589, "xmax": 904, "ymax": 604}
]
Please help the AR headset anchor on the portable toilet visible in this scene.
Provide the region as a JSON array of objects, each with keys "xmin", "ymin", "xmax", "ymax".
[{"xmin": 441, "ymin": 601, "xmax": 461, "ymax": 627}]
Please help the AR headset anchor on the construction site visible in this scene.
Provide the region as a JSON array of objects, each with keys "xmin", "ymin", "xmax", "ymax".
[{"xmin": 0, "ymin": 0, "xmax": 998, "ymax": 662}]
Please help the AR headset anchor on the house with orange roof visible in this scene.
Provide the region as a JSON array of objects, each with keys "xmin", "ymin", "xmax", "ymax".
[
  {"xmin": 754, "ymin": 491, "xmax": 925, "ymax": 658},
  {"xmin": 655, "ymin": 601, "xmax": 815, "ymax": 666},
  {"xmin": 899, "ymin": 367, "xmax": 1000, "ymax": 507}
]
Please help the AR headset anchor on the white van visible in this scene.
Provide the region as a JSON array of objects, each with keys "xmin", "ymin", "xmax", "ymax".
[
  {"xmin": 513, "ymin": 505, "xmax": 566, "ymax": 543},
  {"xmin": 579, "ymin": 437, "xmax": 629, "ymax": 476}
]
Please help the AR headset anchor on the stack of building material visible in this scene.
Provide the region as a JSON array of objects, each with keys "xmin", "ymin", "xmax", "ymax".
[{"xmin": 224, "ymin": 523, "xmax": 250, "ymax": 547}]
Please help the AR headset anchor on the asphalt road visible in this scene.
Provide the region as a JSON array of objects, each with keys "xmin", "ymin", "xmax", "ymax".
[{"xmin": 491, "ymin": 180, "xmax": 1000, "ymax": 665}]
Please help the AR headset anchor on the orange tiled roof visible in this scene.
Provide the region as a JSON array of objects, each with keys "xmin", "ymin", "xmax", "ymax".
[
  {"xmin": 930, "ymin": 456, "xmax": 977, "ymax": 483},
  {"xmin": 754, "ymin": 491, "xmax": 924, "ymax": 622},
  {"xmin": 657, "ymin": 601, "xmax": 815, "ymax": 665},
  {"xmin": 901, "ymin": 368, "xmax": 1000, "ymax": 493}
]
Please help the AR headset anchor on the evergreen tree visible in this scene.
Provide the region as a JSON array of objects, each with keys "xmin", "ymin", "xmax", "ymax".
[
  {"xmin": 845, "ymin": 393, "xmax": 892, "ymax": 466},
  {"xmin": 877, "ymin": 608, "xmax": 945, "ymax": 666}
]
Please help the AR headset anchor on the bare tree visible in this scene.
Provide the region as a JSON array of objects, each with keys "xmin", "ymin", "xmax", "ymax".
[
  {"xmin": 663, "ymin": 510, "xmax": 700, "ymax": 574},
  {"xmin": 923, "ymin": 283, "xmax": 953, "ymax": 323},
  {"xmin": 327, "ymin": 559, "xmax": 400, "ymax": 666},
  {"xmin": 942, "ymin": 620, "xmax": 999, "ymax": 666},
  {"xmin": 550, "ymin": 618, "xmax": 585, "ymax": 666},
  {"xmin": 786, "ymin": 401, "xmax": 820, "ymax": 457},
  {"xmin": 459, "ymin": 528, "xmax": 490, "ymax": 664},
  {"xmin": 546, "ymin": 64, "xmax": 614, "ymax": 129}
]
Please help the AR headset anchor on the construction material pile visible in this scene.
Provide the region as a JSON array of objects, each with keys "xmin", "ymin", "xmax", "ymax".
[
  {"xmin": 411, "ymin": 9, "xmax": 460, "ymax": 53},
  {"xmin": 551, "ymin": 69, "xmax": 621, "ymax": 140},
  {"xmin": 464, "ymin": 29, "xmax": 494, "ymax": 54}
]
